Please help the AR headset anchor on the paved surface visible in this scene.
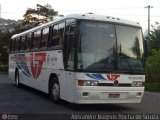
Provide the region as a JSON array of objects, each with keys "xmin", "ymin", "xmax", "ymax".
[{"xmin": 0, "ymin": 74, "xmax": 160, "ymax": 118}]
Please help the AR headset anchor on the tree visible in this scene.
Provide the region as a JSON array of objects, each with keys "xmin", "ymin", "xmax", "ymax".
[
  {"xmin": 0, "ymin": 30, "xmax": 12, "ymax": 51},
  {"xmin": 145, "ymin": 49, "xmax": 160, "ymax": 83},
  {"xmin": 23, "ymin": 3, "xmax": 58, "ymax": 27},
  {"xmin": 145, "ymin": 23, "xmax": 160, "ymax": 84},
  {"xmin": 0, "ymin": 30, "xmax": 12, "ymax": 68},
  {"xmin": 146, "ymin": 23, "xmax": 160, "ymax": 52}
]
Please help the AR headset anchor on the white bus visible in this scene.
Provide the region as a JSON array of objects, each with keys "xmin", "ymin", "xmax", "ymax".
[{"xmin": 9, "ymin": 13, "xmax": 145, "ymax": 104}]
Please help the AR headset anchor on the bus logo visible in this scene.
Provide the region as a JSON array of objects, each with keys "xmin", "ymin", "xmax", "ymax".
[
  {"xmin": 107, "ymin": 74, "xmax": 120, "ymax": 81},
  {"xmin": 30, "ymin": 53, "xmax": 46, "ymax": 79},
  {"xmin": 85, "ymin": 73, "xmax": 120, "ymax": 81}
]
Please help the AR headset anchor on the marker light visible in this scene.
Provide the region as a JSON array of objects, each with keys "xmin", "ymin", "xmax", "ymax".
[{"xmin": 78, "ymin": 80, "xmax": 98, "ymax": 86}]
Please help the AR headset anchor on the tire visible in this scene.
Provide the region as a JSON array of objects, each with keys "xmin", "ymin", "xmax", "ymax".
[
  {"xmin": 15, "ymin": 70, "xmax": 21, "ymax": 87},
  {"xmin": 50, "ymin": 79, "xmax": 61, "ymax": 103}
]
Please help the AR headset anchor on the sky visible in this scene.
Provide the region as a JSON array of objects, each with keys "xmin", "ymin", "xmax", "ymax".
[{"xmin": 0, "ymin": 0, "xmax": 160, "ymax": 32}]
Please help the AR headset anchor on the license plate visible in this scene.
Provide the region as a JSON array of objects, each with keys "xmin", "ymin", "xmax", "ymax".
[{"xmin": 109, "ymin": 93, "xmax": 120, "ymax": 98}]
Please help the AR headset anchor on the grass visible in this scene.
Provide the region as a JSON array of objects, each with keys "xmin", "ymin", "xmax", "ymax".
[{"xmin": 145, "ymin": 83, "xmax": 160, "ymax": 92}]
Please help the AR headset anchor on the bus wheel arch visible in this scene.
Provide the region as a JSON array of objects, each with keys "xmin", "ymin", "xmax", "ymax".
[
  {"xmin": 15, "ymin": 68, "xmax": 20, "ymax": 87},
  {"xmin": 48, "ymin": 73, "xmax": 61, "ymax": 103}
]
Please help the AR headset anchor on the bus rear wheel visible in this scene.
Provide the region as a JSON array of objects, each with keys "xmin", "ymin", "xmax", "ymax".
[{"xmin": 50, "ymin": 80, "xmax": 61, "ymax": 103}]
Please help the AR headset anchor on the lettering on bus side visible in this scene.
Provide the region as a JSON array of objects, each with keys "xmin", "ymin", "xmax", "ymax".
[
  {"xmin": 47, "ymin": 54, "xmax": 58, "ymax": 62},
  {"xmin": 128, "ymin": 76, "xmax": 144, "ymax": 80}
]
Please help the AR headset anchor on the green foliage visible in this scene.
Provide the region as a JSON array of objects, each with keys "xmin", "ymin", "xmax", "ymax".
[
  {"xmin": 146, "ymin": 24, "xmax": 160, "ymax": 52},
  {"xmin": 0, "ymin": 64, "xmax": 8, "ymax": 73},
  {"xmin": 145, "ymin": 49, "xmax": 160, "ymax": 83},
  {"xmin": 0, "ymin": 30, "xmax": 11, "ymax": 73},
  {"xmin": 145, "ymin": 83, "xmax": 160, "ymax": 92},
  {"xmin": 0, "ymin": 30, "xmax": 13, "ymax": 50},
  {"xmin": 23, "ymin": 3, "xmax": 58, "ymax": 27},
  {"xmin": 145, "ymin": 24, "xmax": 160, "ymax": 90}
]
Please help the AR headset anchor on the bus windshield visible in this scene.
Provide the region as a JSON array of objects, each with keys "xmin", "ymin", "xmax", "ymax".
[{"xmin": 77, "ymin": 21, "xmax": 144, "ymax": 74}]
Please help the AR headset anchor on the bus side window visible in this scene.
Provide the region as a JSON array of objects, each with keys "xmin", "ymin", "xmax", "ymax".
[
  {"xmin": 70, "ymin": 24, "xmax": 76, "ymax": 33},
  {"xmin": 26, "ymin": 33, "xmax": 32, "ymax": 50},
  {"xmin": 67, "ymin": 35, "xmax": 75, "ymax": 69},
  {"xmin": 10, "ymin": 39, "xmax": 14, "ymax": 52},
  {"xmin": 58, "ymin": 22, "xmax": 65, "ymax": 45},
  {"xmin": 64, "ymin": 19, "xmax": 76, "ymax": 69},
  {"xmin": 15, "ymin": 37, "xmax": 20, "ymax": 51},
  {"xmin": 24, "ymin": 35, "xmax": 27, "ymax": 50},
  {"xmin": 51, "ymin": 24, "xmax": 59, "ymax": 46},
  {"xmin": 20, "ymin": 35, "xmax": 26, "ymax": 51},
  {"xmin": 41, "ymin": 27, "xmax": 49, "ymax": 48},
  {"xmin": 9, "ymin": 39, "xmax": 12, "ymax": 51},
  {"xmin": 33, "ymin": 30, "xmax": 41, "ymax": 49}
]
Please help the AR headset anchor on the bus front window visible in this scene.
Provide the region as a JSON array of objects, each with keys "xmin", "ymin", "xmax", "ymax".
[
  {"xmin": 78, "ymin": 22, "xmax": 117, "ymax": 72},
  {"xmin": 116, "ymin": 25, "xmax": 144, "ymax": 73},
  {"xmin": 77, "ymin": 21, "xmax": 144, "ymax": 74}
]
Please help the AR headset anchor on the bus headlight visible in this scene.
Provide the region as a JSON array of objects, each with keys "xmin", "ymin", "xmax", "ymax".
[
  {"xmin": 78, "ymin": 80, "xmax": 98, "ymax": 86},
  {"xmin": 132, "ymin": 81, "xmax": 145, "ymax": 87}
]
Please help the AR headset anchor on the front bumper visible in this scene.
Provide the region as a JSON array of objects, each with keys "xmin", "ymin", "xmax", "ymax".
[{"xmin": 73, "ymin": 86, "xmax": 144, "ymax": 104}]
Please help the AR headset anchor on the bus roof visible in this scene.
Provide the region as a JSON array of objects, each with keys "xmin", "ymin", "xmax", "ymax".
[
  {"xmin": 64, "ymin": 13, "xmax": 141, "ymax": 27},
  {"xmin": 11, "ymin": 13, "xmax": 141, "ymax": 39}
]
